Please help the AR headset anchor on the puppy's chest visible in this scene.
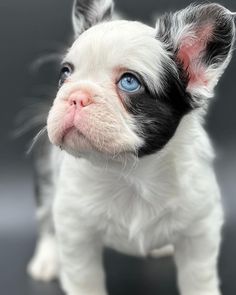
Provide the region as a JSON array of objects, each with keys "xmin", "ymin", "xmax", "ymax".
[{"xmin": 76, "ymin": 174, "xmax": 180, "ymax": 256}]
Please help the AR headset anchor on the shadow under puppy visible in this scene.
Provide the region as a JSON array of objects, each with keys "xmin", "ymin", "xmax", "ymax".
[{"xmin": 28, "ymin": 1, "xmax": 235, "ymax": 295}]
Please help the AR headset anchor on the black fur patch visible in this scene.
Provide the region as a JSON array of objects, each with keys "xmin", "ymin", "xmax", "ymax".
[{"xmin": 126, "ymin": 65, "xmax": 193, "ymax": 157}]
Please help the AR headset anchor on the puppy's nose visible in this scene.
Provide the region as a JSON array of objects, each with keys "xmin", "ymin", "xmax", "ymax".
[{"xmin": 68, "ymin": 90, "xmax": 93, "ymax": 108}]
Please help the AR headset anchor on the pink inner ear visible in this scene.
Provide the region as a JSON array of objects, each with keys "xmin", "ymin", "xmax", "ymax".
[{"xmin": 177, "ymin": 24, "xmax": 213, "ymax": 87}]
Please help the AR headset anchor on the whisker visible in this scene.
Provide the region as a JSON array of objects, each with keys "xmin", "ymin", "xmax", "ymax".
[
  {"xmin": 13, "ymin": 115, "xmax": 47, "ymax": 138},
  {"xmin": 27, "ymin": 126, "xmax": 48, "ymax": 155},
  {"xmin": 29, "ymin": 53, "xmax": 63, "ymax": 73}
]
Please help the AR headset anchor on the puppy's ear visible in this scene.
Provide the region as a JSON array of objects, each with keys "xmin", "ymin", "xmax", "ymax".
[
  {"xmin": 156, "ymin": 4, "xmax": 235, "ymax": 101},
  {"xmin": 72, "ymin": 0, "xmax": 114, "ymax": 37}
]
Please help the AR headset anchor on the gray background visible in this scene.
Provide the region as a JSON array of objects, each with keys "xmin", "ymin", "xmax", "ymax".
[{"xmin": 0, "ymin": 0, "xmax": 235, "ymax": 295}]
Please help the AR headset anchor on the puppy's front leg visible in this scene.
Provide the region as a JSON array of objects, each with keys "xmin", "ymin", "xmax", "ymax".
[
  {"xmin": 174, "ymin": 208, "xmax": 223, "ymax": 295},
  {"xmin": 54, "ymin": 200, "xmax": 107, "ymax": 295}
]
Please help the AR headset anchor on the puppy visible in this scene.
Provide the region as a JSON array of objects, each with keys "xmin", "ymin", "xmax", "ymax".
[{"xmin": 28, "ymin": 1, "xmax": 235, "ymax": 295}]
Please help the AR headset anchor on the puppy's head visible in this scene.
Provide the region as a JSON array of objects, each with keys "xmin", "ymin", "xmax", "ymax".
[{"xmin": 47, "ymin": 1, "xmax": 235, "ymax": 159}]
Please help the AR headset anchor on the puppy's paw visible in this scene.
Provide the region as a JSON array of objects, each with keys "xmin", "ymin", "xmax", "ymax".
[
  {"xmin": 60, "ymin": 272, "xmax": 108, "ymax": 295},
  {"xmin": 27, "ymin": 235, "xmax": 59, "ymax": 282}
]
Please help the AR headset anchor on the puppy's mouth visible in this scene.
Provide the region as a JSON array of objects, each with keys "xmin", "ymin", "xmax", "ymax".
[
  {"xmin": 60, "ymin": 125, "xmax": 96, "ymax": 153},
  {"xmin": 47, "ymin": 104, "xmax": 97, "ymax": 153}
]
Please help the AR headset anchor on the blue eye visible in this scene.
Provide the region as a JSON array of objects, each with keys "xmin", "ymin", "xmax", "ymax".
[{"xmin": 118, "ymin": 73, "xmax": 141, "ymax": 93}]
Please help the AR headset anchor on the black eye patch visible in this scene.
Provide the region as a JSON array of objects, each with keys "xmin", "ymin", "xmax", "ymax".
[{"xmin": 126, "ymin": 66, "xmax": 194, "ymax": 157}]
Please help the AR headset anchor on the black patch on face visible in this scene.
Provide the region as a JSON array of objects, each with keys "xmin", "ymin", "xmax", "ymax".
[{"xmin": 126, "ymin": 64, "xmax": 194, "ymax": 157}]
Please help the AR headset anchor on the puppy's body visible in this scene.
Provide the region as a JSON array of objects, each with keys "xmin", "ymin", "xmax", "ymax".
[
  {"xmin": 28, "ymin": 1, "xmax": 235, "ymax": 295},
  {"xmin": 53, "ymin": 110, "xmax": 222, "ymax": 295},
  {"xmin": 55, "ymin": 111, "xmax": 221, "ymax": 257}
]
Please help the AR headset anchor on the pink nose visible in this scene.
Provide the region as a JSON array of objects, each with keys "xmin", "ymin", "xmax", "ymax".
[{"xmin": 68, "ymin": 90, "xmax": 93, "ymax": 108}]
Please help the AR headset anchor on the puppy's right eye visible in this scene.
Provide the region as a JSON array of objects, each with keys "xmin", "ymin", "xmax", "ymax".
[{"xmin": 59, "ymin": 63, "xmax": 73, "ymax": 87}]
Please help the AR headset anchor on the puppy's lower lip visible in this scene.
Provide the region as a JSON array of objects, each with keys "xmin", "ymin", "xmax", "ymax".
[
  {"xmin": 62, "ymin": 126, "xmax": 87, "ymax": 143},
  {"xmin": 62, "ymin": 126, "xmax": 75, "ymax": 142}
]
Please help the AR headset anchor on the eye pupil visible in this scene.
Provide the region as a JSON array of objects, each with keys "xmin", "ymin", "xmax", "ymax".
[
  {"xmin": 62, "ymin": 67, "xmax": 69, "ymax": 74},
  {"xmin": 59, "ymin": 63, "xmax": 73, "ymax": 87},
  {"xmin": 127, "ymin": 77, "xmax": 132, "ymax": 84}
]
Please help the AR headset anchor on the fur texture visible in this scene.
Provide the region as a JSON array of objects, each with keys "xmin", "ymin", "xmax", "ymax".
[{"xmin": 28, "ymin": 1, "xmax": 235, "ymax": 295}]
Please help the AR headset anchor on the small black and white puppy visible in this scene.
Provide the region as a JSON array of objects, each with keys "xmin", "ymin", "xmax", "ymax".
[{"xmin": 28, "ymin": 1, "xmax": 235, "ymax": 295}]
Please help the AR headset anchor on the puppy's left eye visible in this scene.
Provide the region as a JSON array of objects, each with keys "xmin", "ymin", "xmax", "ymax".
[
  {"xmin": 59, "ymin": 63, "xmax": 73, "ymax": 87},
  {"xmin": 118, "ymin": 73, "xmax": 141, "ymax": 93}
]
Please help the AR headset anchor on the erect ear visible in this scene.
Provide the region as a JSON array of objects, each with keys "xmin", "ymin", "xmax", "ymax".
[
  {"xmin": 72, "ymin": 0, "xmax": 114, "ymax": 37},
  {"xmin": 156, "ymin": 3, "xmax": 235, "ymax": 101}
]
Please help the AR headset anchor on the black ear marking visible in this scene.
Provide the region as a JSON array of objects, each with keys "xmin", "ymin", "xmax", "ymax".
[{"xmin": 72, "ymin": 0, "xmax": 114, "ymax": 37}]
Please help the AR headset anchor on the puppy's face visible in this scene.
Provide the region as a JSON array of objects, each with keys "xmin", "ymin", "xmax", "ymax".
[
  {"xmin": 47, "ymin": 1, "xmax": 235, "ymax": 159},
  {"xmin": 47, "ymin": 21, "xmax": 180, "ymax": 158}
]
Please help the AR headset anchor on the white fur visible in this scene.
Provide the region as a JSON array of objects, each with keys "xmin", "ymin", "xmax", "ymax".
[
  {"xmin": 27, "ymin": 234, "xmax": 59, "ymax": 282},
  {"xmin": 68, "ymin": 20, "xmax": 170, "ymax": 94},
  {"xmin": 53, "ymin": 110, "xmax": 223, "ymax": 295}
]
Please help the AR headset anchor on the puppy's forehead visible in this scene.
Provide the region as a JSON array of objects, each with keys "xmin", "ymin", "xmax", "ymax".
[{"xmin": 66, "ymin": 20, "xmax": 167, "ymax": 78}]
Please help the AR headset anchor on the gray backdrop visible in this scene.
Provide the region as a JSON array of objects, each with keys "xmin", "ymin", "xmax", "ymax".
[{"xmin": 0, "ymin": 1, "xmax": 235, "ymax": 295}]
